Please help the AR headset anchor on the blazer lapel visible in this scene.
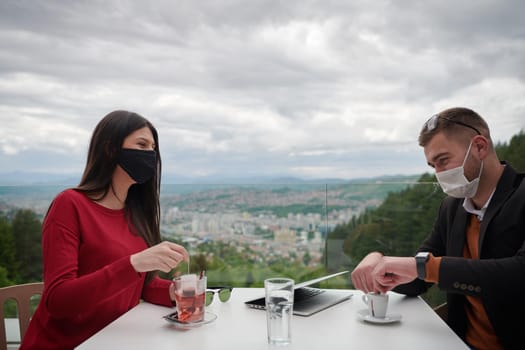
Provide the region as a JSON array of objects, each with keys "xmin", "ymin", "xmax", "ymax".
[{"xmin": 478, "ymin": 164, "xmax": 519, "ymax": 255}]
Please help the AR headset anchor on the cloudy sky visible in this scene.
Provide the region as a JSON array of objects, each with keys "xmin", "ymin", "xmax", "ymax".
[{"xmin": 1, "ymin": 0, "xmax": 524, "ymax": 183}]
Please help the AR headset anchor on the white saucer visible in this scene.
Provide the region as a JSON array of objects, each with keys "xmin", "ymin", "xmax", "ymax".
[
  {"xmin": 357, "ymin": 309, "xmax": 402, "ymax": 324},
  {"xmin": 163, "ymin": 311, "xmax": 218, "ymax": 329}
]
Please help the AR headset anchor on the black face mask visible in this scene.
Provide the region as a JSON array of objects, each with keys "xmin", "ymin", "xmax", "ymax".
[{"xmin": 118, "ymin": 148, "xmax": 157, "ymax": 184}]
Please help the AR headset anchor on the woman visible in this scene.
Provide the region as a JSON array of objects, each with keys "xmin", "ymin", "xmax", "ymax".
[{"xmin": 21, "ymin": 111, "xmax": 189, "ymax": 349}]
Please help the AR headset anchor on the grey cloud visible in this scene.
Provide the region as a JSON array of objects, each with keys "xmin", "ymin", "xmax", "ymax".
[{"xmin": 0, "ymin": 0, "xmax": 523, "ymax": 180}]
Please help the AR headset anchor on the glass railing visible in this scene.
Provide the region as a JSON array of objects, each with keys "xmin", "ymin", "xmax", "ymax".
[{"xmin": 0, "ymin": 179, "xmax": 447, "ymax": 308}]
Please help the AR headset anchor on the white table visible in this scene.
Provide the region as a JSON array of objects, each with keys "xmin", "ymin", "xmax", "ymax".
[{"xmin": 76, "ymin": 288, "xmax": 469, "ymax": 349}]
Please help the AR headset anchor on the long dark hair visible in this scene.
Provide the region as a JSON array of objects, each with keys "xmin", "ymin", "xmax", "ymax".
[{"xmin": 76, "ymin": 110, "xmax": 162, "ymax": 283}]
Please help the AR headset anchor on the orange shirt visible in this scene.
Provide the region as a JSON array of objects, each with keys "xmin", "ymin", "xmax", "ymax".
[
  {"xmin": 424, "ymin": 215, "xmax": 502, "ymax": 350},
  {"xmin": 462, "ymin": 215, "xmax": 502, "ymax": 350}
]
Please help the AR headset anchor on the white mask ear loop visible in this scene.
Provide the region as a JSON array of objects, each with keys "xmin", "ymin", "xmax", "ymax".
[
  {"xmin": 465, "ymin": 140, "xmax": 483, "ymax": 180},
  {"xmin": 461, "ymin": 141, "xmax": 474, "ymax": 167}
]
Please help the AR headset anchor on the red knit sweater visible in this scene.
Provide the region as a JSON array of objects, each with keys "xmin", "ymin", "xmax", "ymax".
[{"xmin": 20, "ymin": 189, "xmax": 173, "ymax": 350}]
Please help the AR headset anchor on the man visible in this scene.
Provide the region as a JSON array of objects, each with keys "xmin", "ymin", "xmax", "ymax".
[{"xmin": 351, "ymin": 107, "xmax": 525, "ymax": 350}]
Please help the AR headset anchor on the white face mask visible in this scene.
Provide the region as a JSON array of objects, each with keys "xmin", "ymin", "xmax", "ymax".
[{"xmin": 435, "ymin": 141, "xmax": 483, "ymax": 198}]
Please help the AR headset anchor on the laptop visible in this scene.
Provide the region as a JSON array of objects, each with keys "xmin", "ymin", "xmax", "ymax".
[{"xmin": 244, "ymin": 271, "xmax": 352, "ymax": 316}]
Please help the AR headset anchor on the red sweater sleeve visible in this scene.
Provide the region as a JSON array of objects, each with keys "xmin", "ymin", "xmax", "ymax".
[
  {"xmin": 41, "ymin": 190, "xmax": 148, "ymax": 318},
  {"xmin": 142, "ymin": 276, "xmax": 173, "ymax": 306},
  {"xmin": 22, "ymin": 189, "xmax": 173, "ymax": 350}
]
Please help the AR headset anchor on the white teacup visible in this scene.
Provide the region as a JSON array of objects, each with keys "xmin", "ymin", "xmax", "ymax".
[{"xmin": 362, "ymin": 292, "xmax": 389, "ymax": 318}]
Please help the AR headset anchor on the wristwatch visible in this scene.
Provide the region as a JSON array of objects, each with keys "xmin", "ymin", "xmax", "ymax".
[{"xmin": 415, "ymin": 252, "xmax": 430, "ymax": 280}]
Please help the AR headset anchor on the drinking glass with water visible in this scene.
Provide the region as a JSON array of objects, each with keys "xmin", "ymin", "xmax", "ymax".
[{"xmin": 264, "ymin": 278, "xmax": 294, "ymax": 345}]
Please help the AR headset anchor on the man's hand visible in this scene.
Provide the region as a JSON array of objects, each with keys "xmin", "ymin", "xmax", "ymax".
[
  {"xmin": 351, "ymin": 252, "xmax": 384, "ymax": 293},
  {"xmin": 372, "ymin": 256, "xmax": 418, "ymax": 293},
  {"xmin": 352, "ymin": 253, "xmax": 418, "ymax": 294}
]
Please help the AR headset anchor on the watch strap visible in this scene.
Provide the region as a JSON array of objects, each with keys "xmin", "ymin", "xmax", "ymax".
[{"xmin": 415, "ymin": 252, "xmax": 430, "ymax": 280}]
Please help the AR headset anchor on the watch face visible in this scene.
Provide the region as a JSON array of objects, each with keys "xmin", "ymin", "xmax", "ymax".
[{"xmin": 416, "ymin": 252, "xmax": 429, "ymax": 260}]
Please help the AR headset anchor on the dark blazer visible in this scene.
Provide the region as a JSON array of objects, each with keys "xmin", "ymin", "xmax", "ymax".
[{"xmin": 394, "ymin": 163, "xmax": 525, "ymax": 349}]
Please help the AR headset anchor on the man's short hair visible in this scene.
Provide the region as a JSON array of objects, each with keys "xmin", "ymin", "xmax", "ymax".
[{"xmin": 418, "ymin": 107, "xmax": 491, "ymax": 147}]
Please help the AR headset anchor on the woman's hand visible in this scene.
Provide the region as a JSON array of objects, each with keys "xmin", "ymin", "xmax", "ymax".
[{"xmin": 130, "ymin": 241, "xmax": 189, "ymax": 273}]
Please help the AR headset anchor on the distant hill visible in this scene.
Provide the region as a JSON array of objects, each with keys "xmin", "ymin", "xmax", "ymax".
[
  {"xmin": 0, "ymin": 172, "xmax": 80, "ymax": 186},
  {"xmin": 0, "ymin": 171, "xmax": 420, "ymax": 186}
]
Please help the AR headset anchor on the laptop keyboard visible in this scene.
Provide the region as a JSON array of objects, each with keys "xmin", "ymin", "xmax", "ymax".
[{"xmin": 294, "ymin": 287, "xmax": 325, "ymax": 302}]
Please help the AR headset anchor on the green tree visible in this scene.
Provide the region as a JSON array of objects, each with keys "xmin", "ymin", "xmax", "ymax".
[
  {"xmin": 339, "ymin": 173, "xmax": 445, "ymax": 263},
  {"xmin": 307, "ymin": 230, "xmax": 315, "ymax": 241},
  {"xmin": 303, "ymin": 251, "xmax": 312, "ymax": 266},
  {"xmin": 191, "ymin": 254, "xmax": 208, "ymax": 275},
  {"xmin": 245, "ymin": 270, "xmax": 255, "ymax": 287},
  {"xmin": 0, "ymin": 214, "xmax": 16, "ymax": 285},
  {"xmin": 496, "ymin": 130, "xmax": 525, "ymax": 172},
  {"xmin": 12, "ymin": 209, "xmax": 42, "ymax": 282},
  {"xmin": 0, "ymin": 266, "xmax": 11, "ymax": 287}
]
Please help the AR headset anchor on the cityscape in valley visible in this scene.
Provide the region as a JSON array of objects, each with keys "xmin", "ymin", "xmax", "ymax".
[
  {"xmin": 0, "ymin": 177, "xmax": 418, "ymax": 280},
  {"xmin": 159, "ymin": 181, "xmax": 414, "ymax": 270},
  {"xmin": 162, "ymin": 186, "xmax": 355, "ymax": 268}
]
